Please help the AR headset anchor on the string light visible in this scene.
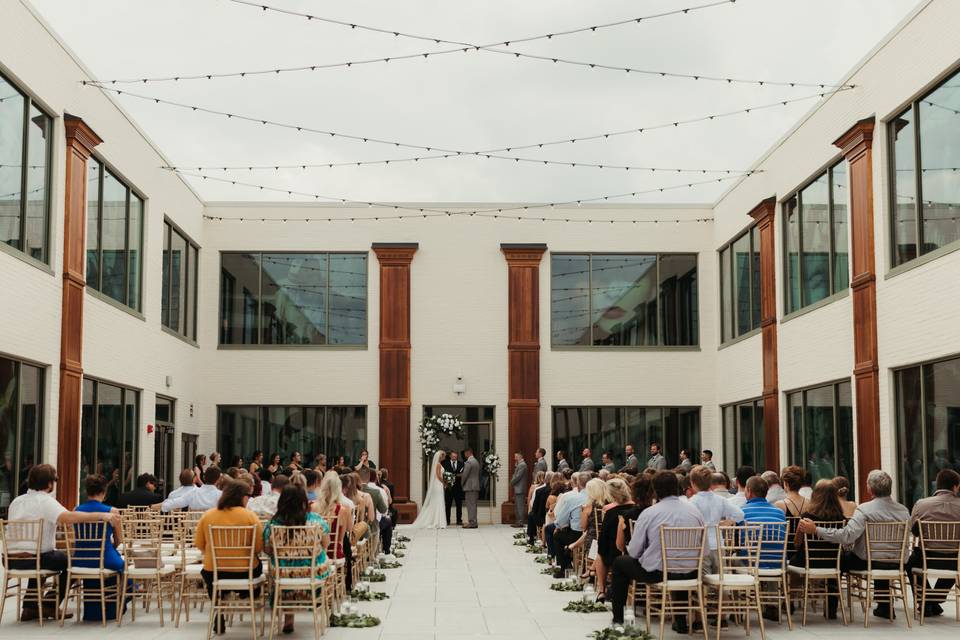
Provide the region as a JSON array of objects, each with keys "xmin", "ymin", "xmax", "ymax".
[
  {"xmin": 181, "ymin": 169, "xmax": 736, "ymax": 222},
  {"xmin": 89, "ymin": 85, "xmax": 849, "ymax": 156}
]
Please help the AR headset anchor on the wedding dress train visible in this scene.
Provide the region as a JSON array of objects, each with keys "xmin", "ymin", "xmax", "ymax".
[{"xmin": 409, "ymin": 451, "xmax": 447, "ymax": 529}]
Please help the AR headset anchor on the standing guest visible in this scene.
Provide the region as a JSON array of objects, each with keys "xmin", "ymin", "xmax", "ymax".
[
  {"xmin": 610, "ymin": 471, "xmax": 705, "ymax": 632},
  {"xmin": 263, "ymin": 484, "xmax": 330, "ymax": 635},
  {"xmin": 833, "ymin": 476, "xmax": 858, "ymax": 518},
  {"xmin": 208, "ymin": 452, "xmax": 221, "ymax": 469},
  {"xmin": 353, "ymin": 449, "xmax": 376, "ymax": 471},
  {"xmin": 360, "ymin": 466, "xmax": 393, "ymax": 553},
  {"xmin": 248, "ymin": 451, "xmax": 264, "ymax": 476},
  {"xmin": 579, "ymin": 449, "xmax": 595, "ymax": 473},
  {"xmin": 266, "ymin": 453, "xmax": 282, "ymax": 475},
  {"xmin": 595, "ymin": 478, "xmax": 641, "ymax": 602},
  {"xmin": 314, "ymin": 454, "xmax": 327, "ymax": 474},
  {"xmin": 249, "ymin": 474, "xmax": 289, "ymax": 518},
  {"xmin": 690, "ymin": 466, "xmax": 744, "ymax": 574},
  {"xmin": 527, "ymin": 472, "xmax": 553, "ymax": 545},
  {"xmin": 288, "ymin": 451, "xmax": 304, "ymax": 474},
  {"xmin": 303, "ymin": 469, "xmax": 320, "ymax": 502},
  {"xmin": 728, "ymin": 466, "xmax": 754, "ymax": 508},
  {"xmin": 700, "ymin": 450, "xmax": 717, "ymax": 471},
  {"xmin": 313, "ymin": 471, "xmax": 354, "ymax": 590},
  {"xmin": 619, "ymin": 445, "xmax": 639, "ymax": 475},
  {"xmin": 334, "ymin": 456, "xmax": 346, "ymax": 468},
  {"xmin": 161, "ymin": 466, "xmax": 222, "ymax": 511},
  {"xmin": 675, "ymin": 449, "xmax": 693, "ymax": 474},
  {"xmin": 533, "ymin": 448, "xmax": 548, "ymax": 474},
  {"xmin": 799, "ymin": 471, "xmax": 910, "ymax": 619},
  {"xmin": 193, "ymin": 454, "xmax": 207, "ymax": 487},
  {"xmin": 763, "ymin": 470, "xmax": 787, "ymax": 504},
  {"xmin": 193, "ymin": 479, "xmax": 263, "ymax": 635},
  {"xmin": 553, "ymin": 473, "xmax": 590, "ymax": 577},
  {"xmin": 601, "ymin": 452, "xmax": 616, "ymax": 473},
  {"xmin": 229, "ymin": 455, "xmax": 244, "ymax": 470},
  {"xmin": 74, "ymin": 474, "xmax": 125, "ymax": 622},
  {"xmin": 646, "ymin": 443, "xmax": 668, "ymax": 471},
  {"xmin": 910, "ymin": 469, "xmax": 960, "ymax": 618},
  {"xmin": 116, "ymin": 473, "xmax": 162, "ymax": 508},
  {"xmin": 511, "ymin": 452, "xmax": 529, "ymax": 527},
  {"xmin": 556, "ymin": 450, "xmax": 571, "ymax": 472},
  {"xmin": 443, "ymin": 450, "xmax": 466, "ymax": 526}
]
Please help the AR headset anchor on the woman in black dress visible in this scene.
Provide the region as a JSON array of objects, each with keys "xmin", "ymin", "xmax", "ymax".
[
  {"xmin": 595, "ymin": 477, "xmax": 640, "ymax": 602},
  {"xmin": 791, "ymin": 479, "xmax": 845, "ymax": 618}
]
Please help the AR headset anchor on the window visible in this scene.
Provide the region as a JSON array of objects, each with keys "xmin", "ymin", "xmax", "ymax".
[
  {"xmin": 161, "ymin": 220, "xmax": 199, "ymax": 341},
  {"xmin": 0, "ymin": 73, "xmax": 52, "ymax": 264},
  {"xmin": 217, "ymin": 405, "xmax": 367, "ymax": 468},
  {"xmin": 552, "ymin": 406, "xmax": 700, "ymax": 469},
  {"xmin": 783, "ymin": 161, "xmax": 849, "ymax": 313},
  {"xmin": 719, "ymin": 226, "xmax": 761, "ymax": 342},
  {"xmin": 895, "ymin": 355, "xmax": 960, "ymax": 508},
  {"xmin": 219, "ymin": 252, "xmax": 368, "ymax": 346},
  {"xmin": 85, "ymin": 159, "xmax": 144, "ymax": 311},
  {"xmin": 80, "ymin": 378, "xmax": 139, "ymax": 503},
  {"xmin": 550, "ymin": 253, "xmax": 698, "ymax": 346},
  {"xmin": 787, "ymin": 380, "xmax": 854, "ymax": 498},
  {"xmin": 0, "ymin": 356, "xmax": 43, "ymax": 517},
  {"xmin": 721, "ymin": 398, "xmax": 764, "ymax": 473},
  {"xmin": 890, "ymin": 69, "xmax": 960, "ymax": 266}
]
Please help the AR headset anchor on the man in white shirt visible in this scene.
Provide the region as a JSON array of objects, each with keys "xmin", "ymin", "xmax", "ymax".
[
  {"xmin": 248, "ymin": 474, "xmax": 289, "ymax": 518},
  {"xmin": 7, "ymin": 464, "xmax": 120, "ymax": 620},
  {"xmin": 160, "ymin": 469, "xmax": 198, "ymax": 507},
  {"xmin": 689, "ymin": 466, "xmax": 744, "ymax": 573},
  {"xmin": 161, "ymin": 466, "xmax": 223, "ymax": 511},
  {"xmin": 727, "ymin": 466, "xmax": 755, "ymax": 508}
]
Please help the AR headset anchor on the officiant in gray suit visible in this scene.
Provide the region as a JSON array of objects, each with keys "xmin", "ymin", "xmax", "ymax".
[
  {"xmin": 510, "ymin": 453, "xmax": 528, "ymax": 527},
  {"xmin": 461, "ymin": 448, "xmax": 481, "ymax": 528}
]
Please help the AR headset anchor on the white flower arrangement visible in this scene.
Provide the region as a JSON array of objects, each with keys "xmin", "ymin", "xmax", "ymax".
[
  {"xmin": 482, "ymin": 451, "xmax": 501, "ymax": 476},
  {"xmin": 417, "ymin": 413, "xmax": 463, "ymax": 459}
]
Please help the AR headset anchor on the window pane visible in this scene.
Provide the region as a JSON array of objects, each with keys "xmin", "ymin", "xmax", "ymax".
[
  {"xmin": 836, "ymin": 382, "xmax": 854, "ymax": 499},
  {"xmin": 804, "ymin": 385, "xmax": 835, "ymax": 486},
  {"xmin": 722, "ymin": 405, "xmax": 736, "ymax": 472},
  {"xmin": 800, "ymin": 173, "xmax": 831, "ymax": 307},
  {"xmin": 261, "ymin": 253, "xmax": 328, "ymax": 345},
  {"xmin": 737, "ymin": 402, "xmax": 754, "ymax": 469},
  {"xmin": 0, "ymin": 358, "xmax": 17, "ymax": 510},
  {"xmin": 329, "ymin": 254, "xmax": 367, "ymax": 345},
  {"xmin": 924, "ymin": 358, "xmax": 960, "ymax": 498},
  {"xmin": 24, "ymin": 105, "xmax": 50, "ymax": 262},
  {"xmin": 919, "ymin": 79, "xmax": 960, "ymax": 254},
  {"xmin": 754, "ymin": 400, "xmax": 765, "ymax": 472},
  {"xmin": 327, "ymin": 406, "xmax": 366, "ymax": 468},
  {"xmin": 591, "ymin": 407, "xmax": 622, "ymax": 467},
  {"xmin": 86, "ymin": 160, "xmax": 100, "ymax": 286},
  {"xmin": 788, "ymin": 391, "xmax": 803, "ymax": 467},
  {"xmin": 218, "ymin": 406, "xmax": 258, "ymax": 468},
  {"xmin": 80, "ymin": 380, "xmax": 95, "ymax": 487},
  {"xmin": 169, "ymin": 229, "xmax": 187, "ymax": 332},
  {"xmin": 750, "ymin": 226, "xmax": 761, "ymax": 329},
  {"xmin": 187, "ymin": 244, "xmax": 198, "ymax": 340},
  {"xmin": 551, "ymin": 254, "xmax": 590, "ymax": 345},
  {"xmin": 126, "ymin": 195, "xmax": 142, "ymax": 310},
  {"xmin": 220, "ymin": 253, "xmax": 260, "ymax": 344},
  {"xmin": 262, "ymin": 407, "xmax": 307, "ymax": 466},
  {"xmin": 625, "ymin": 407, "xmax": 648, "ymax": 455},
  {"xmin": 94, "ymin": 382, "xmax": 123, "ymax": 502},
  {"xmin": 896, "ymin": 367, "xmax": 924, "ymax": 508},
  {"xmin": 659, "ymin": 254, "xmax": 697, "ymax": 345},
  {"xmin": 891, "ymin": 109, "xmax": 918, "ymax": 265},
  {"xmin": 553, "ymin": 407, "xmax": 588, "ymax": 465},
  {"xmin": 784, "ymin": 197, "xmax": 801, "ymax": 313},
  {"xmin": 732, "ymin": 233, "xmax": 752, "ymax": 336},
  {"xmin": 123, "ymin": 389, "xmax": 138, "ymax": 492},
  {"xmin": 0, "ymin": 80, "xmax": 24, "ymax": 251},
  {"xmin": 831, "ymin": 163, "xmax": 849, "ymax": 292},
  {"xmin": 646, "ymin": 408, "xmax": 664, "ymax": 452},
  {"xmin": 591, "ymin": 254, "xmax": 657, "ymax": 346},
  {"xmin": 155, "ymin": 396, "xmax": 173, "ymax": 424},
  {"xmin": 161, "ymin": 223, "xmax": 171, "ymax": 327},
  {"xmin": 99, "ymin": 172, "xmax": 127, "ymax": 303},
  {"xmin": 720, "ymin": 247, "xmax": 733, "ymax": 342},
  {"xmin": 18, "ymin": 364, "xmax": 41, "ymax": 497}
]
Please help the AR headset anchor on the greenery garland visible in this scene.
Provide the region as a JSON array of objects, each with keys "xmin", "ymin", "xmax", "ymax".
[
  {"xmin": 397, "ymin": 535, "xmax": 411, "ymax": 543},
  {"xmin": 513, "ymin": 539, "xmax": 529, "ymax": 546},
  {"xmin": 331, "ymin": 613, "xmax": 380, "ymax": 628},
  {"xmin": 540, "ymin": 567, "xmax": 556, "ymax": 575},
  {"xmin": 365, "ymin": 571, "xmax": 387, "ymax": 582},
  {"xmin": 563, "ymin": 600, "xmax": 608, "ymax": 613},
  {"xmin": 525, "ymin": 545, "xmax": 543, "ymax": 554},
  {"xmin": 394, "ymin": 551, "xmax": 405, "ymax": 558},
  {"xmin": 534, "ymin": 555, "xmax": 551, "ymax": 564},
  {"xmin": 379, "ymin": 561, "xmax": 402, "ymax": 569},
  {"xmin": 349, "ymin": 589, "xmax": 390, "ymax": 601},
  {"xmin": 589, "ymin": 627, "xmax": 653, "ymax": 640},
  {"xmin": 513, "ymin": 531, "xmax": 527, "ymax": 540},
  {"xmin": 550, "ymin": 581, "xmax": 584, "ymax": 592}
]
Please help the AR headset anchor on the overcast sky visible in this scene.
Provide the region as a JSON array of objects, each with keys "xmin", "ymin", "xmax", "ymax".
[{"xmin": 32, "ymin": 0, "xmax": 919, "ymax": 204}]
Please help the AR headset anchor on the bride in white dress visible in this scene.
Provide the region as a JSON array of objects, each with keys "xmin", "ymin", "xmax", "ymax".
[{"xmin": 410, "ymin": 450, "xmax": 447, "ymax": 529}]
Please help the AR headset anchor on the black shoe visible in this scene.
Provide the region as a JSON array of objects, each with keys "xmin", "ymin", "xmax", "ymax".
[
  {"xmin": 872, "ymin": 606, "xmax": 894, "ymax": 620},
  {"xmin": 552, "ymin": 569, "xmax": 566, "ymax": 579},
  {"xmin": 924, "ymin": 603, "xmax": 944, "ymax": 617},
  {"xmin": 671, "ymin": 618, "xmax": 689, "ymax": 634},
  {"xmin": 691, "ymin": 621, "xmax": 704, "ymax": 632},
  {"xmin": 762, "ymin": 606, "xmax": 780, "ymax": 621},
  {"xmin": 214, "ymin": 614, "xmax": 227, "ymax": 634}
]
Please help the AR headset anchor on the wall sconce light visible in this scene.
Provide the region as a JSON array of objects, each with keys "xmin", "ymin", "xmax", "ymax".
[{"xmin": 453, "ymin": 376, "xmax": 466, "ymax": 396}]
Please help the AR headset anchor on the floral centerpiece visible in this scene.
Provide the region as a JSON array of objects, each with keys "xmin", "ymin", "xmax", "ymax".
[
  {"xmin": 482, "ymin": 451, "xmax": 501, "ymax": 475},
  {"xmin": 418, "ymin": 413, "xmax": 463, "ymax": 458}
]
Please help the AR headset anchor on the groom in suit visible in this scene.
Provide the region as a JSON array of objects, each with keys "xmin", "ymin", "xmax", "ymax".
[
  {"xmin": 461, "ymin": 448, "xmax": 480, "ymax": 528},
  {"xmin": 442, "ymin": 451, "xmax": 465, "ymax": 525}
]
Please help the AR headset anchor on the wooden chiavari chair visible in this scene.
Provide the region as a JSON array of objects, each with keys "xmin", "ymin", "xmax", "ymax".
[
  {"xmin": 786, "ymin": 520, "xmax": 848, "ymax": 626},
  {"xmin": 206, "ymin": 525, "xmax": 266, "ymax": 640},
  {"xmin": 122, "ymin": 516, "xmax": 177, "ymax": 625},
  {"xmin": 175, "ymin": 510, "xmax": 207, "ymax": 627},
  {"xmin": 0, "ymin": 519, "xmax": 62, "ymax": 626},
  {"xmin": 704, "ymin": 524, "xmax": 766, "ymax": 639},
  {"xmin": 912, "ymin": 521, "xmax": 960, "ymax": 624},
  {"xmin": 645, "ymin": 526, "xmax": 708, "ymax": 640},
  {"xmin": 61, "ymin": 521, "xmax": 123, "ymax": 627},
  {"xmin": 847, "ymin": 521, "xmax": 911, "ymax": 627},
  {"xmin": 266, "ymin": 525, "xmax": 330, "ymax": 640}
]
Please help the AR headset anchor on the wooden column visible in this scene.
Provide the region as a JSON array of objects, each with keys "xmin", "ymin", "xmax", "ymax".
[
  {"xmin": 834, "ymin": 117, "xmax": 880, "ymax": 500},
  {"xmin": 501, "ymin": 244, "xmax": 546, "ymax": 523},
  {"xmin": 749, "ymin": 197, "xmax": 780, "ymax": 471},
  {"xmin": 372, "ymin": 243, "xmax": 418, "ymax": 523},
  {"xmin": 57, "ymin": 116, "xmax": 102, "ymax": 508}
]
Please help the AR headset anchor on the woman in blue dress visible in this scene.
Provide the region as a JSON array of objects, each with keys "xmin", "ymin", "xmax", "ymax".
[{"xmin": 74, "ymin": 474, "xmax": 125, "ymax": 622}]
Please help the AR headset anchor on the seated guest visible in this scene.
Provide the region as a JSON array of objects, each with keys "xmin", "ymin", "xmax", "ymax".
[
  {"xmin": 527, "ymin": 472, "xmax": 552, "ymax": 545},
  {"xmin": 161, "ymin": 465, "xmax": 222, "ymax": 511},
  {"xmin": 542, "ymin": 476, "xmax": 570, "ymax": 556},
  {"xmin": 566, "ymin": 478, "xmax": 609, "ymax": 574},
  {"xmin": 799, "ymin": 470, "xmax": 813, "ymax": 499},
  {"xmin": 553, "ymin": 473, "xmax": 589, "ymax": 577},
  {"xmin": 762, "ymin": 470, "xmax": 787, "ymax": 504},
  {"xmin": 700, "ymin": 450, "xmax": 716, "ymax": 471},
  {"xmin": 75, "ymin": 474, "xmax": 126, "ymax": 622},
  {"xmin": 528, "ymin": 471, "xmax": 546, "ymax": 513},
  {"xmin": 194, "ymin": 478, "xmax": 264, "ymax": 634},
  {"xmin": 8, "ymin": 464, "xmax": 120, "ymax": 621},
  {"xmin": 313, "ymin": 471, "xmax": 354, "ymax": 590},
  {"xmin": 728, "ymin": 466, "xmax": 754, "ymax": 508},
  {"xmin": 741, "ymin": 475, "xmax": 787, "ymax": 594},
  {"xmin": 710, "ymin": 472, "xmax": 732, "ymax": 497},
  {"xmin": 116, "ymin": 473, "xmax": 161, "ymax": 508},
  {"xmin": 304, "ymin": 469, "xmax": 320, "ymax": 502},
  {"xmin": 791, "ymin": 479, "xmax": 845, "ymax": 618},
  {"xmin": 164, "ymin": 468, "xmax": 199, "ymax": 507},
  {"xmin": 775, "ymin": 466, "xmax": 808, "ymax": 537},
  {"xmin": 263, "ymin": 484, "xmax": 330, "ymax": 634},
  {"xmin": 595, "ymin": 478, "xmax": 641, "ymax": 603},
  {"xmin": 832, "ymin": 476, "xmax": 858, "ymax": 518},
  {"xmin": 610, "ymin": 471, "xmax": 704, "ymax": 632},
  {"xmin": 689, "ymin": 466, "xmax": 744, "ymax": 574},
  {"xmin": 248, "ymin": 474, "xmax": 289, "ymax": 518},
  {"xmin": 800, "ymin": 472, "xmax": 910, "ymax": 619},
  {"xmin": 359, "ymin": 466, "xmax": 393, "ymax": 553},
  {"xmin": 909, "ymin": 469, "xmax": 960, "ymax": 618}
]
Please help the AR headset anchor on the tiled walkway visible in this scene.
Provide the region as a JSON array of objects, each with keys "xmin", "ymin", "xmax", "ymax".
[{"xmin": 2, "ymin": 525, "xmax": 958, "ymax": 639}]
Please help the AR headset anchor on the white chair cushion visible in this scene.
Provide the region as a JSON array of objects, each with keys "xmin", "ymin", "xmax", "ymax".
[
  {"xmin": 849, "ymin": 569, "xmax": 904, "ymax": 579},
  {"xmin": 214, "ymin": 575, "xmax": 266, "ymax": 589},
  {"xmin": 7, "ymin": 569, "xmax": 59, "ymax": 578},
  {"xmin": 703, "ymin": 573, "xmax": 757, "ymax": 586},
  {"xmin": 735, "ymin": 566, "xmax": 783, "ymax": 577},
  {"xmin": 184, "ymin": 564, "xmax": 204, "ymax": 575},
  {"xmin": 275, "ymin": 577, "xmax": 320, "ymax": 588},
  {"xmin": 128, "ymin": 565, "xmax": 176, "ymax": 577},
  {"xmin": 911, "ymin": 567, "xmax": 959, "ymax": 579},
  {"xmin": 648, "ymin": 579, "xmax": 699, "ymax": 590},
  {"xmin": 787, "ymin": 566, "xmax": 837, "ymax": 577},
  {"xmin": 69, "ymin": 567, "xmax": 118, "ymax": 576}
]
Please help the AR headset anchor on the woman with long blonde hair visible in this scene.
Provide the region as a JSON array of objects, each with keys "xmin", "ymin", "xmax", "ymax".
[{"xmin": 565, "ymin": 478, "xmax": 609, "ymax": 577}]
